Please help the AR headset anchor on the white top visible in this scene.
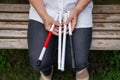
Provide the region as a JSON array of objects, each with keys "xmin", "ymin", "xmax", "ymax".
[{"xmin": 29, "ymin": 0, "xmax": 93, "ymax": 28}]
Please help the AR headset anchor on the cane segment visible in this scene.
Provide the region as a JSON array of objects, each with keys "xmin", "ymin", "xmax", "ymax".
[
  {"xmin": 60, "ymin": 13, "xmax": 67, "ymax": 71},
  {"xmin": 67, "ymin": 11, "xmax": 76, "ymax": 70},
  {"xmin": 37, "ymin": 11, "xmax": 76, "ymax": 71},
  {"xmin": 58, "ymin": 13, "xmax": 62, "ymax": 70},
  {"xmin": 37, "ymin": 15, "xmax": 58, "ymax": 66}
]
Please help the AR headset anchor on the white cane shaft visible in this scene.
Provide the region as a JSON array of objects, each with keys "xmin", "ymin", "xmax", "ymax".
[
  {"xmin": 67, "ymin": 11, "xmax": 72, "ymax": 35},
  {"xmin": 58, "ymin": 27, "xmax": 62, "ymax": 69},
  {"xmin": 38, "ymin": 47, "xmax": 46, "ymax": 60},
  {"xmin": 58, "ymin": 13, "xmax": 62, "ymax": 69},
  {"xmin": 61, "ymin": 24, "xmax": 67, "ymax": 71},
  {"xmin": 61, "ymin": 13, "xmax": 67, "ymax": 71},
  {"xmin": 68, "ymin": 22, "xmax": 72, "ymax": 35}
]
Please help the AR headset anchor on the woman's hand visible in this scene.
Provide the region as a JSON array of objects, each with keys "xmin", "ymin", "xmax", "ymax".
[
  {"xmin": 42, "ymin": 15, "xmax": 60, "ymax": 36},
  {"xmin": 64, "ymin": 0, "xmax": 91, "ymax": 33},
  {"xmin": 65, "ymin": 9, "xmax": 79, "ymax": 32},
  {"xmin": 29, "ymin": 0, "xmax": 60, "ymax": 36}
]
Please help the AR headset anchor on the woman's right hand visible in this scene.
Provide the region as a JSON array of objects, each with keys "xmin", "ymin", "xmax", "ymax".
[
  {"xmin": 42, "ymin": 15, "xmax": 60, "ymax": 36},
  {"xmin": 29, "ymin": 0, "xmax": 60, "ymax": 36}
]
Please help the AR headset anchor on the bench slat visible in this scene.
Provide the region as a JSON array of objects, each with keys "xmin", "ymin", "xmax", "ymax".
[
  {"xmin": 0, "ymin": 30, "xmax": 27, "ymax": 38},
  {"xmin": 0, "ymin": 39, "xmax": 120, "ymax": 50},
  {"xmin": 0, "ymin": 13, "xmax": 120, "ymax": 22},
  {"xmin": 0, "ymin": 39, "xmax": 27, "ymax": 49},
  {"xmin": 0, "ymin": 23, "xmax": 120, "ymax": 30},
  {"xmin": 93, "ymin": 31, "xmax": 120, "ymax": 39},
  {"xmin": 0, "ymin": 30, "xmax": 120, "ymax": 39},
  {"xmin": 0, "ymin": 13, "xmax": 28, "ymax": 21},
  {"xmin": 0, "ymin": 4, "xmax": 120, "ymax": 13},
  {"xmin": 93, "ymin": 5, "xmax": 120, "ymax": 14},
  {"xmin": 0, "ymin": 22, "xmax": 27, "ymax": 25},
  {"xmin": 91, "ymin": 39, "xmax": 120, "ymax": 50},
  {"xmin": 93, "ymin": 14, "xmax": 120, "ymax": 23},
  {"xmin": 0, "ymin": 25, "xmax": 27, "ymax": 30},
  {"xmin": 0, "ymin": 4, "xmax": 120, "ymax": 50},
  {"xmin": 0, "ymin": 4, "xmax": 29, "ymax": 13},
  {"xmin": 93, "ymin": 23, "xmax": 120, "ymax": 30}
]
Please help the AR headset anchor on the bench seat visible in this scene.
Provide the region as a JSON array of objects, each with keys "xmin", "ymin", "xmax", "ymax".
[{"xmin": 0, "ymin": 4, "xmax": 120, "ymax": 50}]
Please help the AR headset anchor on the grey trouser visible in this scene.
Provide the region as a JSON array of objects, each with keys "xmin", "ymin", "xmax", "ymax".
[{"xmin": 27, "ymin": 19, "xmax": 92, "ymax": 72}]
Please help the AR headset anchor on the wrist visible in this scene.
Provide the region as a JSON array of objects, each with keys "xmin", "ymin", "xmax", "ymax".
[
  {"xmin": 41, "ymin": 13, "xmax": 49, "ymax": 22},
  {"xmin": 72, "ymin": 7, "xmax": 80, "ymax": 16},
  {"xmin": 73, "ymin": 7, "xmax": 82, "ymax": 15}
]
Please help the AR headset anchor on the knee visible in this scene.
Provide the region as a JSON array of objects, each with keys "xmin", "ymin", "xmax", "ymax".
[
  {"xmin": 30, "ymin": 58, "xmax": 52, "ymax": 71},
  {"xmin": 75, "ymin": 62, "xmax": 88, "ymax": 71}
]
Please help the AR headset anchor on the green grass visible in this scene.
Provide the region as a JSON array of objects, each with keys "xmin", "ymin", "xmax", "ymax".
[
  {"xmin": 88, "ymin": 51, "xmax": 120, "ymax": 80},
  {"xmin": 0, "ymin": 50, "xmax": 120, "ymax": 80}
]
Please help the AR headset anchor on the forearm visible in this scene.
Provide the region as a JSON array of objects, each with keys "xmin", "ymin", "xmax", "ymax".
[
  {"xmin": 74, "ymin": 0, "xmax": 92, "ymax": 14},
  {"xmin": 29, "ymin": 0, "xmax": 48, "ymax": 20}
]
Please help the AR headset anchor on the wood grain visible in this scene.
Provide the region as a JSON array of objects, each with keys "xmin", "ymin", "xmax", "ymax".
[
  {"xmin": 93, "ymin": 14, "xmax": 120, "ymax": 23},
  {"xmin": 91, "ymin": 39, "xmax": 120, "ymax": 50},
  {"xmin": 0, "ymin": 4, "xmax": 120, "ymax": 50},
  {"xmin": 0, "ymin": 39, "xmax": 27, "ymax": 49},
  {"xmin": 0, "ymin": 4, "xmax": 29, "ymax": 13},
  {"xmin": 0, "ymin": 22, "xmax": 28, "ymax": 30},
  {"xmin": 0, "ymin": 23, "xmax": 120, "ymax": 30},
  {"xmin": 0, "ymin": 4, "xmax": 120, "ymax": 13},
  {"xmin": 93, "ymin": 23, "xmax": 120, "ymax": 31},
  {"xmin": 1, "ymin": 13, "xmax": 120, "ymax": 22},
  {"xmin": 0, "ymin": 30, "xmax": 27, "ymax": 38},
  {"xmin": 0, "ymin": 39, "xmax": 120, "ymax": 50},
  {"xmin": 0, "ymin": 30, "xmax": 120, "ymax": 39},
  {"xmin": 93, "ymin": 5, "xmax": 120, "ymax": 14},
  {"xmin": 0, "ymin": 13, "xmax": 28, "ymax": 21}
]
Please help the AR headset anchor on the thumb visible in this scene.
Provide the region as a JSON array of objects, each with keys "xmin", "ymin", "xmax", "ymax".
[
  {"xmin": 71, "ymin": 18, "xmax": 77, "ymax": 31},
  {"xmin": 53, "ymin": 21, "xmax": 61, "ymax": 26},
  {"xmin": 65, "ymin": 17, "xmax": 72, "ymax": 25}
]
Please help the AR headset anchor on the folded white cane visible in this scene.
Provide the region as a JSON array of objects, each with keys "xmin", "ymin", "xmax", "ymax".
[
  {"xmin": 37, "ymin": 15, "xmax": 58, "ymax": 66},
  {"xmin": 67, "ymin": 11, "xmax": 76, "ymax": 70},
  {"xmin": 60, "ymin": 13, "xmax": 67, "ymax": 71},
  {"xmin": 58, "ymin": 13, "xmax": 62, "ymax": 69}
]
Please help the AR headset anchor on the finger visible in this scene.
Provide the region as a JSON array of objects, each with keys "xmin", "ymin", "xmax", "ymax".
[
  {"xmin": 61, "ymin": 22, "xmax": 64, "ymax": 27},
  {"xmin": 62, "ymin": 30, "xmax": 64, "ymax": 34},
  {"xmin": 53, "ymin": 21, "xmax": 61, "ymax": 26},
  {"xmin": 45, "ymin": 25, "xmax": 51, "ymax": 31},
  {"xmin": 65, "ymin": 17, "xmax": 72, "ymax": 25},
  {"xmin": 62, "ymin": 29, "xmax": 69, "ymax": 35},
  {"xmin": 55, "ymin": 26, "xmax": 59, "ymax": 29},
  {"xmin": 54, "ymin": 28, "xmax": 59, "ymax": 33},
  {"xmin": 52, "ymin": 31, "xmax": 59, "ymax": 36},
  {"xmin": 66, "ymin": 31, "xmax": 69, "ymax": 35},
  {"xmin": 71, "ymin": 18, "xmax": 77, "ymax": 32},
  {"xmin": 66, "ymin": 27, "xmax": 69, "ymax": 34}
]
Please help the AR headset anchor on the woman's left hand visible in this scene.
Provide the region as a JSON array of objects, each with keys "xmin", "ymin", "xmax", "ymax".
[{"xmin": 65, "ymin": 9, "xmax": 79, "ymax": 33}]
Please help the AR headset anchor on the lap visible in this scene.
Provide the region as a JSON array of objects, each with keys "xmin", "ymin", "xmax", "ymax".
[
  {"xmin": 65, "ymin": 28, "xmax": 92, "ymax": 71},
  {"xmin": 27, "ymin": 19, "xmax": 57, "ymax": 71}
]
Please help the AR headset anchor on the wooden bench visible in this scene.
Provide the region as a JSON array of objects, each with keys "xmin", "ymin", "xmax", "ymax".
[{"xmin": 0, "ymin": 4, "xmax": 120, "ymax": 50}]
